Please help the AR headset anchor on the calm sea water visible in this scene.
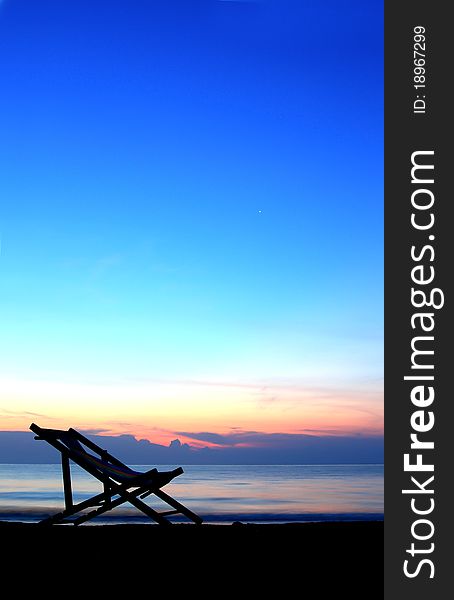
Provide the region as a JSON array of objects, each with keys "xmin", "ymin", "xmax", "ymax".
[{"xmin": 0, "ymin": 464, "xmax": 383, "ymax": 524}]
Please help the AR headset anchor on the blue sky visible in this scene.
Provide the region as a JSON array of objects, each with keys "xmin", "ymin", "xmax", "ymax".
[{"xmin": 0, "ymin": 1, "xmax": 383, "ymax": 447}]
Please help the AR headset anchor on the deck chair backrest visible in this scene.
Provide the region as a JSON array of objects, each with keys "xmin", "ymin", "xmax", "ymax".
[{"xmin": 58, "ymin": 431, "xmax": 146, "ymax": 484}]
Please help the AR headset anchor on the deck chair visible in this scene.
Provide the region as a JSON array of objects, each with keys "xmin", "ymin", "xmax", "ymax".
[{"xmin": 30, "ymin": 423, "xmax": 203, "ymax": 526}]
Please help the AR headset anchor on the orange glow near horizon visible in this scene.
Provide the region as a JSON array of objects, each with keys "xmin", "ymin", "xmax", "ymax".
[{"xmin": 0, "ymin": 374, "xmax": 383, "ymax": 447}]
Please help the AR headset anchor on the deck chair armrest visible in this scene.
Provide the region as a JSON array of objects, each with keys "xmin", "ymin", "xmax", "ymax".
[{"xmin": 129, "ymin": 467, "xmax": 183, "ymax": 487}]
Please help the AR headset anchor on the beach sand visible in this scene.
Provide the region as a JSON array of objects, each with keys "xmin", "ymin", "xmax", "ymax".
[{"xmin": 2, "ymin": 520, "xmax": 382, "ymax": 594}]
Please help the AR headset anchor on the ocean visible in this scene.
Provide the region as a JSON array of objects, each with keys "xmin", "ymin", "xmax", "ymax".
[{"xmin": 0, "ymin": 463, "xmax": 383, "ymax": 524}]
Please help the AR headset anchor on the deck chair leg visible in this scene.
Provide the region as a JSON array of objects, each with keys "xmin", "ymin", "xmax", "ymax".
[
  {"xmin": 38, "ymin": 490, "xmax": 114, "ymax": 525},
  {"xmin": 72, "ymin": 486, "xmax": 171, "ymax": 526},
  {"xmin": 126, "ymin": 493, "xmax": 172, "ymax": 526},
  {"xmin": 154, "ymin": 489, "xmax": 203, "ymax": 524},
  {"xmin": 103, "ymin": 481, "xmax": 112, "ymax": 508},
  {"xmin": 61, "ymin": 454, "xmax": 73, "ymax": 511}
]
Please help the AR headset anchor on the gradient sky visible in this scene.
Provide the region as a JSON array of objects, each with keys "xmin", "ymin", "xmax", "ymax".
[{"xmin": 0, "ymin": 0, "xmax": 383, "ymax": 450}]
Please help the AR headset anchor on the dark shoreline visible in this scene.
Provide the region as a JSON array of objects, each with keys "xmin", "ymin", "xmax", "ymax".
[
  {"xmin": 0, "ymin": 519, "xmax": 383, "ymax": 530},
  {"xmin": 2, "ymin": 520, "xmax": 383, "ymax": 593}
]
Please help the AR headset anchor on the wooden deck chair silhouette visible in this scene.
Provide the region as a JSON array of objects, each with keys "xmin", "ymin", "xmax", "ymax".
[{"xmin": 30, "ymin": 423, "xmax": 203, "ymax": 526}]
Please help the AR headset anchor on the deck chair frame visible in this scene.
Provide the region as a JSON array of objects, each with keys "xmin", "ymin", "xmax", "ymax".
[{"xmin": 30, "ymin": 423, "xmax": 202, "ymax": 526}]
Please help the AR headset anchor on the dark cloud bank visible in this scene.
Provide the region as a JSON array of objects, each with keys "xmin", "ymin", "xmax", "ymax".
[{"xmin": 0, "ymin": 430, "xmax": 383, "ymax": 464}]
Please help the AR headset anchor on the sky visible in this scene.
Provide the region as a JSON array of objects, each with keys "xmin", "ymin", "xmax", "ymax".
[{"xmin": 0, "ymin": 0, "xmax": 383, "ymax": 455}]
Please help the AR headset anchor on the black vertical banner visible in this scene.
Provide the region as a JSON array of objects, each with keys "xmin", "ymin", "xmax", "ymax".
[{"xmin": 385, "ymin": 2, "xmax": 453, "ymax": 598}]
